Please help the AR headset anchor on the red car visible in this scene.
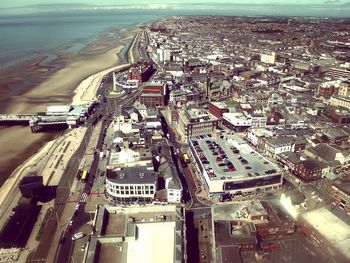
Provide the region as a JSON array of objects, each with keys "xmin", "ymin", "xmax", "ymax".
[{"xmin": 216, "ymin": 157, "xmax": 222, "ymax": 162}]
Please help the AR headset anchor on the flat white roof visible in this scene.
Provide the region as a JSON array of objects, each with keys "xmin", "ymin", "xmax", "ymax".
[
  {"xmin": 300, "ymin": 207, "xmax": 350, "ymax": 259},
  {"xmin": 127, "ymin": 222, "xmax": 175, "ymax": 263},
  {"xmin": 46, "ymin": 105, "xmax": 71, "ymax": 113}
]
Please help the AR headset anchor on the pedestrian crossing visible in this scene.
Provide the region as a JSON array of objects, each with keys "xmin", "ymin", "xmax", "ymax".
[{"xmin": 79, "ymin": 192, "xmax": 89, "ymax": 203}]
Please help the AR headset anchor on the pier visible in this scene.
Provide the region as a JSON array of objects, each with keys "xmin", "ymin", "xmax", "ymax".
[
  {"xmin": 0, "ymin": 102, "xmax": 98, "ymax": 132},
  {"xmin": 0, "ymin": 114, "xmax": 36, "ymax": 125}
]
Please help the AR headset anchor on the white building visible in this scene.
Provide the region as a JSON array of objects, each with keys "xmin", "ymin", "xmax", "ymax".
[
  {"xmin": 106, "ymin": 167, "xmax": 157, "ymax": 202},
  {"xmin": 264, "ymin": 137, "xmax": 295, "ymax": 157},
  {"xmin": 113, "ymin": 115, "xmax": 139, "ymax": 134},
  {"xmin": 189, "ymin": 135, "xmax": 282, "ymax": 199},
  {"xmin": 247, "ymin": 128, "xmax": 273, "ymax": 146},
  {"xmin": 223, "ymin": 112, "xmax": 267, "ymax": 131},
  {"xmin": 261, "ymin": 51, "xmax": 276, "ymax": 65},
  {"xmin": 165, "ymin": 175, "xmax": 182, "ymax": 203}
]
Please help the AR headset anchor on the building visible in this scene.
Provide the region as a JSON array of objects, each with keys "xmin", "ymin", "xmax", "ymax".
[
  {"xmin": 84, "ymin": 205, "xmax": 184, "ymax": 263},
  {"xmin": 317, "ymin": 81, "xmax": 340, "ymax": 97},
  {"xmin": 321, "ymin": 127, "xmax": 348, "ymax": 145},
  {"xmin": 140, "ymin": 82, "xmax": 166, "ymax": 108},
  {"xmin": 260, "ymin": 51, "xmax": 276, "ymax": 65},
  {"xmin": 140, "ymin": 93, "xmax": 165, "ymax": 108},
  {"xmin": 46, "ymin": 105, "xmax": 72, "ymax": 116},
  {"xmin": 293, "ymin": 159, "xmax": 325, "ymax": 182},
  {"xmin": 106, "ymin": 167, "xmax": 157, "ymax": 202},
  {"xmin": 165, "ymin": 179, "xmax": 182, "ymax": 204},
  {"xmin": 304, "ymin": 144, "xmax": 349, "ymax": 167},
  {"xmin": 246, "ymin": 128, "xmax": 273, "ymax": 149},
  {"xmin": 208, "ymin": 102, "xmax": 229, "ymax": 118},
  {"xmin": 128, "ymin": 61, "xmax": 155, "ymax": 82},
  {"xmin": 326, "ymin": 67, "xmax": 350, "ymax": 80},
  {"xmin": 189, "ymin": 135, "xmax": 282, "ymax": 199},
  {"xmin": 298, "ymin": 206, "xmax": 350, "ymax": 263},
  {"xmin": 264, "ymin": 137, "xmax": 295, "ymax": 157},
  {"xmin": 178, "ymin": 108, "xmax": 218, "ymax": 139},
  {"xmin": 212, "ymin": 200, "xmax": 295, "ymax": 263},
  {"xmin": 331, "ymin": 177, "xmax": 350, "ymax": 214},
  {"xmin": 105, "ymin": 145, "xmax": 157, "ymax": 203},
  {"xmin": 222, "ymin": 112, "xmax": 267, "ymax": 132},
  {"xmin": 330, "ymin": 82, "xmax": 350, "ymax": 110},
  {"xmin": 18, "ymin": 175, "xmax": 44, "ymax": 199}
]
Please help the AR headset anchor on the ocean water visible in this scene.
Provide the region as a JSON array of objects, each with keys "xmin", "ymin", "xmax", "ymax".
[{"xmin": 0, "ymin": 12, "xmax": 160, "ymax": 66}]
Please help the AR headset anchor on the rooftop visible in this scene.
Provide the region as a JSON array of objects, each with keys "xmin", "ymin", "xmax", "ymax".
[
  {"xmin": 106, "ymin": 166, "xmax": 157, "ymax": 185},
  {"xmin": 213, "ymin": 200, "xmax": 268, "ymax": 221},
  {"xmin": 299, "ymin": 206, "xmax": 350, "ymax": 260},
  {"xmin": 126, "ymin": 222, "xmax": 176, "ymax": 263},
  {"xmin": 190, "ymin": 135, "xmax": 279, "ymax": 181},
  {"xmin": 210, "ymin": 101, "xmax": 228, "ymax": 109}
]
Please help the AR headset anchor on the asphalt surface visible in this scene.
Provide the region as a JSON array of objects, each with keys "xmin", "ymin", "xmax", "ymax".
[{"xmin": 52, "ymin": 71, "xmax": 143, "ymax": 263}]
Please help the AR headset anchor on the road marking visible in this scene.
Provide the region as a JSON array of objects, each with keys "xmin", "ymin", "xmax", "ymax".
[{"xmin": 79, "ymin": 193, "xmax": 89, "ymax": 203}]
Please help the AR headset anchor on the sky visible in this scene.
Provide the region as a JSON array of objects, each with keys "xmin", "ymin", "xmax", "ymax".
[
  {"xmin": 0, "ymin": 0, "xmax": 349, "ymax": 17},
  {"xmin": 1, "ymin": 0, "xmax": 349, "ymax": 8}
]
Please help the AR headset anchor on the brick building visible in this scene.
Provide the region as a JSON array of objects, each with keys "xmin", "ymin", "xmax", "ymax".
[
  {"xmin": 208, "ymin": 102, "xmax": 229, "ymax": 118},
  {"xmin": 128, "ymin": 61, "xmax": 155, "ymax": 82},
  {"xmin": 331, "ymin": 177, "xmax": 350, "ymax": 214},
  {"xmin": 139, "ymin": 82, "xmax": 166, "ymax": 108},
  {"xmin": 294, "ymin": 159, "xmax": 325, "ymax": 182}
]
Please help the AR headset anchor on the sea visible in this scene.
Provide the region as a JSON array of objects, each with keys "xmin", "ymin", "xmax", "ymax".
[
  {"xmin": 0, "ymin": 10, "xmax": 163, "ymax": 187},
  {"xmin": 0, "ymin": 11, "xmax": 161, "ymax": 66}
]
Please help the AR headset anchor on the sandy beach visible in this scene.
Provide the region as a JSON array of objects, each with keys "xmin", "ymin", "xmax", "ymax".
[{"xmin": 0, "ymin": 26, "xmax": 140, "ymax": 187}]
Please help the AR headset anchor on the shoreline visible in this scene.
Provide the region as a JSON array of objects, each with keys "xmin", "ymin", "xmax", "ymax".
[
  {"xmin": 0, "ymin": 52, "xmax": 135, "ymax": 223},
  {"xmin": 0, "ymin": 26, "xmax": 140, "ymax": 187}
]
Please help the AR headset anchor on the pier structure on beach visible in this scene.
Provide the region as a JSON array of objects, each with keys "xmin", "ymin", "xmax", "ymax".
[{"xmin": 0, "ymin": 102, "xmax": 98, "ymax": 132}]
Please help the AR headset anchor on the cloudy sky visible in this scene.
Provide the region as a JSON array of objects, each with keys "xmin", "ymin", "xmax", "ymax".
[
  {"xmin": 0, "ymin": 0, "xmax": 349, "ymax": 17},
  {"xmin": 0, "ymin": 0, "xmax": 349, "ymax": 8}
]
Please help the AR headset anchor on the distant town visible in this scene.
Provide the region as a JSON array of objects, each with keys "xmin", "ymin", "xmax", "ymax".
[{"xmin": 1, "ymin": 15, "xmax": 350, "ymax": 263}]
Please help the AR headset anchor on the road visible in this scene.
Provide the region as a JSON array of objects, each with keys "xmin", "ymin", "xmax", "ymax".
[{"xmin": 53, "ymin": 70, "xmax": 141, "ymax": 263}]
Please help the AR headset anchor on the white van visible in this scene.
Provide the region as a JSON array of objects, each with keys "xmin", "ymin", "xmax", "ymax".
[{"xmin": 72, "ymin": 232, "xmax": 84, "ymax": 241}]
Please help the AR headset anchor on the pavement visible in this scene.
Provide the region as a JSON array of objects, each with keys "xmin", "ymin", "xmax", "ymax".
[{"xmin": 3, "ymin": 127, "xmax": 87, "ymax": 263}]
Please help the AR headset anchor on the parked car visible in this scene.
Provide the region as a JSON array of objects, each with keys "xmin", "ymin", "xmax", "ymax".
[{"xmin": 72, "ymin": 232, "xmax": 84, "ymax": 241}]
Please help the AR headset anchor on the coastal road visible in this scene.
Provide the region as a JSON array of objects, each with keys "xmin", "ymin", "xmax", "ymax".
[{"xmin": 54, "ymin": 76, "xmax": 139, "ymax": 263}]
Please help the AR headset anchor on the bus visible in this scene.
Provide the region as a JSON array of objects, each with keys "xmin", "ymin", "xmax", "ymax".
[
  {"xmin": 81, "ymin": 171, "xmax": 88, "ymax": 183},
  {"xmin": 183, "ymin": 153, "xmax": 190, "ymax": 164}
]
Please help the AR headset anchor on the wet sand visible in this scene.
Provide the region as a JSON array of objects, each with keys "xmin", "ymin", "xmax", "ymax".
[{"xmin": 0, "ymin": 27, "xmax": 140, "ymax": 187}]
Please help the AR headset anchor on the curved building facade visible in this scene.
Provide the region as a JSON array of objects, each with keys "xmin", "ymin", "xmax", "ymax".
[{"xmin": 106, "ymin": 167, "xmax": 157, "ymax": 202}]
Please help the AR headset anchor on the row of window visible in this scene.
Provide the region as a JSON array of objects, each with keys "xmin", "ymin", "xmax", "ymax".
[
  {"xmin": 108, "ymin": 184, "xmax": 154, "ymax": 191},
  {"xmin": 108, "ymin": 188, "xmax": 154, "ymax": 196}
]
